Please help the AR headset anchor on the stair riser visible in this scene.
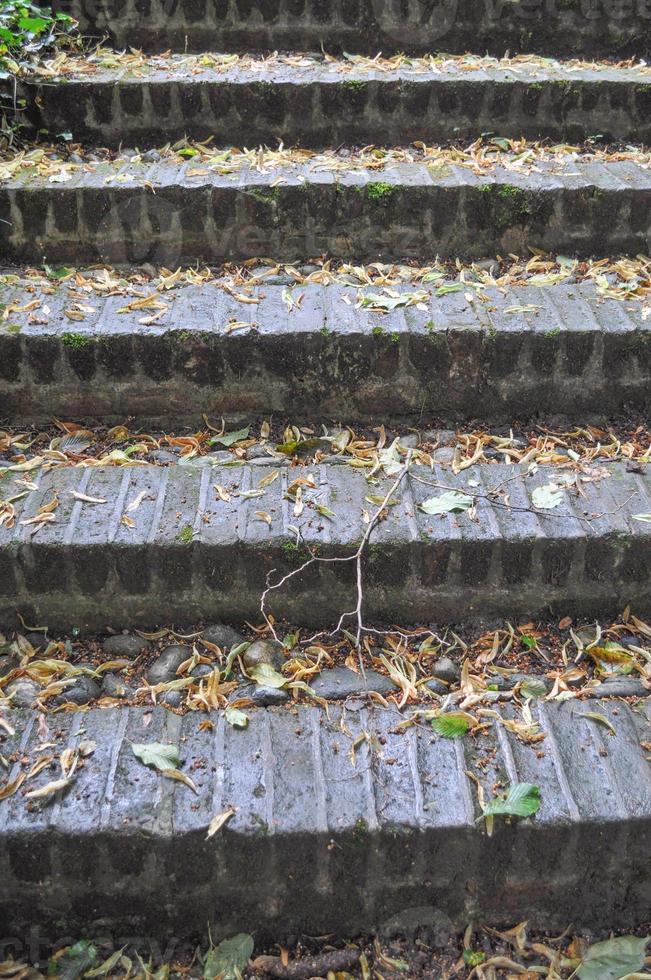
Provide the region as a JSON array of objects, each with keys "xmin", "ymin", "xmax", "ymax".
[
  {"xmin": 1, "ymin": 285, "xmax": 649, "ymax": 425},
  {"xmin": 51, "ymin": 0, "xmax": 651, "ymax": 57},
  {"xmin": 3, "ymin": 179, "xmax": 650, "ymax": 265},
  {"xmin": 19, "ymin": 75, "xmax": 651, "ymax": 147},
  {"xmin": 1, "ymin": 463, "xmax": 650, "ymax": 631}
]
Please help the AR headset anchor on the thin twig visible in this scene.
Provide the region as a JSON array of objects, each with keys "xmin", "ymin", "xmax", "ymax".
[{"xmin": 260, "ymin": 452, "xmax": 413, "ymax": 651}]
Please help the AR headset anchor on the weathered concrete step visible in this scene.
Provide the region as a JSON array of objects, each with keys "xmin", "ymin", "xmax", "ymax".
[
  {"xmin": 1, "ymin": 461, "xmax": 650, "ymax": 630},
  {"xmin": 1, "ymin": 700, "xmax": 649, "ymax": 940},
  {"xmin": 1, "ymin": 281, "xmax": 650, "ymax": 425},
  {"xmin": 51, "ymin": 0, "xmax": 651, "ymax": 58},
  {"xmin": 18, "ymin": 61, "xmax": 651, "ymax": 146},
  {"xmin": 3, "ymin": 157, "xmax": 651, "ymax": 265}
]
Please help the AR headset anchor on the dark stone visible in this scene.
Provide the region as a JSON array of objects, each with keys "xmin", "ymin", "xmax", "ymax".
[
  {"xmin": 589, "ymin": 677, "xmax": 647, "ymax": 698},
  {"xmin": 245, "ymin": 684, "xmax": 290, "ymax": 707},
  {"xmin": 0, "ymin": 654, "xmax": 18, "ymax": 675},
  {"xmin": 150, "ymin": 449, "xmax": 181, "ymax": 464},
  {"xmin": 146, "ymin": 645, "xmax": 189, "ymax": 684},
  {"xmin": 24, "ymin": 632, "xmax": 48, "ymax": 649},
  {"xmin": 310, "ymin": 666, "xmax": 394, "ymax": 699},
  {"xmin": 378, "ymin": 906, "xmax": 455, "ymax": 948},
  {"xmin": 101, "ymin": 672, "xmax": 130, "ymax": 698},
  {"xmin": 241, "ymin": 639, "xmax": 283, "ymax": 671},
  {"xmin": 54, "ymin": 676, "xmax": 101, "ymax": 706},
  {"xmin": 431, "ymin": 657, "xmax": 460, "ymax": 683},
  {"xmin": 424, "ymin": 678, "xmax": 448, "ymax": 696},
  {"xmin": 102, "ymin": 634, "xmax": 152, "ymax": 658},
  {"xmin": 202, "ymin": 624, "xmax": 245, "ymax": 649},
  {"xmin": 191, "ymin": 663, "xmax": 216, "ymax": 680},
  {"xmin": 6, "ymin": 679, "xmax": 39, "ymax": 707},
  {"xmin": 161, "ymin": 690, "xmax": 183, "ymax": 708}
]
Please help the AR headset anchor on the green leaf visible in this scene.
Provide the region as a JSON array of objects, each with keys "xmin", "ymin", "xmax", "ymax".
[
  {"xmin": 578, "ymin": 711, "xmax": 616, "ymax": 736},
  {"xmin": 483, "ymin": 782, "xmax": 541, "ymax": 819},
  {"xmin": 224, "ymin": 706, "xmax": 248, "ymax": 729},
  {"xmin": 17, "ymin": 16, "xmax": 49, "ymax": 32},
  {"xmin": 209, "ymin": 426, "xmax": 250, "ymax": 447},
  {"xmin": 589, "ymin": 643, "xmax": 634, "ymax": 675},
  {"xmin": 131, "ymin": 742, "xmax": 180, "ymax": 772},
  {"xmin": 519, "ymin": 678, "xmax": 547, "ymax": 699},
  {"xmin": 204, "ymin": 934, "xmax": 254, "ymax": 980},
  {"xmin": 178, "ymin": 146, "xmax": 199, "ymax": 158},
  {"xmin": 577, "ymin": 935, "xmax": 648, "ymax": 980},
  {"xmin": 531, "ymin": 483, "xmax": 563, "ymax": 509},
  {"xmin": 431, "ymin": 715, "xmax": 469, "ymax": 739},
  {"xmin": 463, "ymin": 949, "xmax": 486, "ymax": 967},
  {"xmin": 248, "ymin": 662, "xmax": 287, "ymax": 688},
  {"xmin": 420, "ymin": 490, "xmax": 473, "ymax": 515},
  {"xmin": 48, "ymin": 940, "xmax": 98, "ymax": 980},
  {"xmin": 275, "ymin": 437, "xmax": 330, "ymax": 456}
]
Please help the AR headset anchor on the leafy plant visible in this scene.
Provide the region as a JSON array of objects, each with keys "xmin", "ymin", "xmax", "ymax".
[{"xmin": 0, "ymin": 0, "xmax": 76, "ymax": 69}]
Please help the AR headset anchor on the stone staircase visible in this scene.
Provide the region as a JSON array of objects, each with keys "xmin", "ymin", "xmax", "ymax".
[{"xmin": 1, "ymin": 0, "xmax": 651, "ymax": 950}]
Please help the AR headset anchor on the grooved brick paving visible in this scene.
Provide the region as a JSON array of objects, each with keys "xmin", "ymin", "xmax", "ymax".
[
  {"xmin": 1, "ymin": 461, "xmax": 650, "ymax": 629},
  {"xmin": 2, "ymin": 159, "xmax": 651, "ymax": 265},
  {"xmin": 17, "ymin": 62, "xmax": 651, "ymax": 147},
  {"xmin": 51, "ymin": 0, "xmax": 651, "ymax": 58},
  {"xmin": 1, "ymin": 700, "xmax": 649, "ymax": 939},
  {"xmin": 1, "ymin": 282, "xmax": 649, "ymax": 424}
]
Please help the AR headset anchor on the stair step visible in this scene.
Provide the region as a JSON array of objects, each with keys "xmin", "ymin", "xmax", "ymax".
[
  {"xmin": 3, "ymin": 153, "xmax": 651, "ymax": 265},
  {"xmin": 51, "ymin": 0, "xmax": 651, "ymax": 58},
  {"xmin": 1, "ymin": 700, "xmax": 649, "ymax": 938},
  {"xmin": 18, "ymin": 57, "xmax": 651, "ymax": 147},
  {"xmin": 1, "ymin": 460, "xmax": 650, "ymax": 630},
  {"xmin": 1, "ymin": 279, "xmax": 649, "ymax": 425}
]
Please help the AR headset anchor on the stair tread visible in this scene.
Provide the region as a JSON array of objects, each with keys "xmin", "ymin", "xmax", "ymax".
[
  {"xmin": 3, "ymin": 149, "xmax": 650, "ymax": 265},
  {"xmin": 50, "ymin": 0, "xmax": 651, "ymax": 59},
  {"xmin": 19, "ymin": 53, "xmax": 651, "ymax": 146},
  {"xmin": 1, "ymin": 459, "xmax": 650, "ymax": 629}
]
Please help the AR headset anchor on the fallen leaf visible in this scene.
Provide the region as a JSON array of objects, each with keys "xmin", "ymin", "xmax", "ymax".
[{"xmin": 206, "ymin": 806, "xmax": 236, "ymax": 839}]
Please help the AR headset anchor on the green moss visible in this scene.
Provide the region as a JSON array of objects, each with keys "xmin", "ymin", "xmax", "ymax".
[
  {"xmin": 5, "ymin": 322, "xmax": 21, "ymax": 334},
  {"xmin": 390, "ymin": 332, "xmax": 400, "ymax": 344},
  {"xmin": 372, "ymin": 325, "xmax": 384, "ymax": 336},
  {"xmin": 61, "ymin": 332, "xmax": 88, "ymax": 348},
  {"xmin": 343, "ymin": 79, "xmax": 367, "ymax": 92},
  {"xmin": 178, "ymin": 525, "xmax": 193, "ymax": 545},
  {"xmin": 320, "ymin": 324, "xmax": 331, "ymax": 337},
  {"xmin": 248, "ymin": 186, "xmax": 279, "ymax": 205},
  {"xmin": 364, "ymin": 182, "xmax": 395, "ymax": 201},
  {"xmin": 544, "ymin": 326, "xmax": 561, "ymax": 338},
  {"xmin": 281, "ymin": 540, "xmax": 304, "ymax": 563},
  {"xmin": 478, "ymin": 183, "xmax": 533, "ymax": 233}
]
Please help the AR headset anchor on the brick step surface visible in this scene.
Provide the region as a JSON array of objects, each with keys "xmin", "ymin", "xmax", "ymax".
[
  {"xmin": 1, "ymin": 700, "xmax": 649, "ymax": 941},
  {"xmin": 1, "ymin": 280, "xmax": 649, "ymax": 425},
  {"xmin": 1, "ymin": 461, "xmax": 650, "ymax": 630},
  {"xmin": 51, "ymin": 0, "xmax": 651, "ymax": 58},
  {"xmin": 17, "ymin": 60, "xmax": 651, "ymax": 147},
  {"xmin": 2, "ymin": 157, "xmax": 651, "ymax": 266}
]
